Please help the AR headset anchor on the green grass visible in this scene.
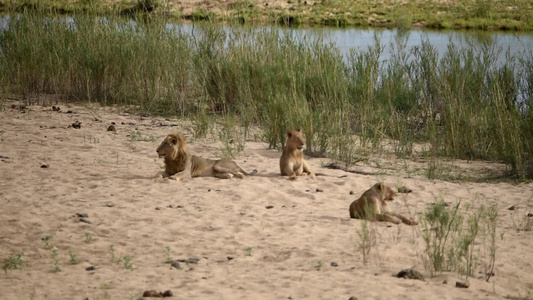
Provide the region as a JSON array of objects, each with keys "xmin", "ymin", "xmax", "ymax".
[
  {"xmin": 1, "ymin": 0, "xmax": 532, "ymax": 31},
  {"xmin": 420, "ymin": 200, "xmax": 499, "ymax": 281},
  {"xmin": 0, "ymin": 11, "xmax": 532, "ymax": 179}
]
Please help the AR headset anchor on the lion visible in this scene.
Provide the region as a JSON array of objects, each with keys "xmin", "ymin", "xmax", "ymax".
[
  {"xmin": 349, "ymin": 182, "xmax": 418, "ymax": 225},
  {"xmin": 279, "ymin": 129, "xmax": 323, "ymax": 180},
  {"xmin": 156, "ymin": 133, "xmax": 257, "ymax": 180}
]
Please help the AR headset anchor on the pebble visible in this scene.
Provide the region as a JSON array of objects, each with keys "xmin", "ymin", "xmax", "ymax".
[
  {"xmin": 76, "ymin": 213, "xmax": 89, "ymax": 218},
  {"xmin": 265, "ymin": 205, "xmax": 274, "ymax": 209},
  {"xmin": 79, "ymin": 218, "xmax": 92, "ymax": 224},
  {"xmin": 508, "ymin": 205, "xmax": 516, "ymax": 210},
  {"xmin": 330, "ymin": 262, "xmax": 338, "ymax": 267},
  {"xmin": 107, "ymin": 125, "xmax": 116, "ymax": 132},
  {"xmin": 40, "ymin": 164, "xmax": 49, "ymax": 168},
  {"xmin": 85, "ymin": 266, "xmax": 95, "ymax": 271},
  {"xmin": 456, "ymin": 281, "xmax": 469, "ymax": 288},
  {"xmin": 227, "ymin": 256, "xmax": 235, "ymax": 261},
  {"xmin": 316, "ymin": 188, "xmax": 323, "ymax": 192},
  {"xmin": 397, "ymin": 186, "xmax": 412, "ymax": 193},
  {"xmin": 71, "ymin": 121, "xmax": 81, "ymax": 129},
  {"xmin": 396, "ymin": 268, "xmax": 425, "ymax": 281},
  {"xmin": 170, "ymin": 261, "xmax": 181, "ymax": 269}
]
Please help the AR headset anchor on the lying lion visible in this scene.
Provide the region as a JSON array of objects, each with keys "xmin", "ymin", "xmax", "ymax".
[
  {"xmin": 156, "ymin": 133, "xmax": 257, "ymax": 180},
  {"xmin": 279, "ymin": 129, "xmax": 319, "ymax": 180},
  {"xmin": 349, "ymin": 182, "xmax": 418, "ymax": 225}
]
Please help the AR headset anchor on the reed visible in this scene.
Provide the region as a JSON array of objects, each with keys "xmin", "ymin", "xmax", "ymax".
[{"xmin": 0, "ymin": 11, "xmax": 531, "ymax": 178}]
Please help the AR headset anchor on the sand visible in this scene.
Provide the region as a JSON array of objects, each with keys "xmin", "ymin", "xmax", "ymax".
[{"xmin": 1, "ymin": 99, "xmax": 532, "ymax": 300}]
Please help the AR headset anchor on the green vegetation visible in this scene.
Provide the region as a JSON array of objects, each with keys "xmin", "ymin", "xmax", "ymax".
[
  {"xmin": 50, "ymin": 246, "xmax": 61, "ymax": 273},
  {"xmin": 420, "ymin": 200, "xmax": 499, "ymax": 282},
  {"xmin": 2, "ymin": 253, "xmax": 24, "ymax": 273},
  {"xmin": 1, "ymin": 0, "xmax": 532, "ymax": 31},
  {"xmin": 0, "ymin": 12, "xmax": 532, "ymax": 179}
]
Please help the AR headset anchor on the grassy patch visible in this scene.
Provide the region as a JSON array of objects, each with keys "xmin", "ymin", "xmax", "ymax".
[{"xmin": 2, "ymin": 0, "xmax": 532, "ymax": 31}]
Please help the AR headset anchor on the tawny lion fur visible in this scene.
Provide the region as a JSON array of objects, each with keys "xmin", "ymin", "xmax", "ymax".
[
  {"xmin": 279, "ymin": 129, "xmax": 317, "ymax": 180},
  {"xmin": 156, "ymin": 133, "xmax": 257, "ymax": 180},
  {"xmin": 349, "ymin": 182, "xmax": 418, "ymax": 225}
]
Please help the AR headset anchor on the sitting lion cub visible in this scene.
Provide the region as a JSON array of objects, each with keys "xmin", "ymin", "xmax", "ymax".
[
  {"xmin": 156, "ymin": 133, "xmax": 257, "ymax": 180},
  {"xmin": 349, "ymin": 182, "xmax": 418, "ymax": 225},
  {"xmin": 280, "ymin": 129, "xmax": 317, "ymax": 180}
]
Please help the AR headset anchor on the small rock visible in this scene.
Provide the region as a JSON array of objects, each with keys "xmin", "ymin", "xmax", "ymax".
[
  {"xmin": 316, "ymin": 188, "xmax": 323, "ymax": 192},
  {"xmin": 508, "ymin": 205, "xmax": 516, "ymax": 210},
  {"xmin": 162, "ymin": 290, "xmax": 172, "ymax": 297},
  {"xmin": 348, "ymin": 297, "xmax": 358, "ymax": 300},
  {"xmin": 186, "ymin": 257, "xmax": 200, "ymax": 264},
  {"xmin": 442, "ymin": 280, "xmax": 447, "ymax": 284},
  {"xmin": 396, "ymin": 268, "xmax": 425, "ymax": 281},
  {"xmin": 107, "ymin": 125, "xmax": 116, "ymax": 132},
  {"xmin": 85, "ymin": 266, "xmax": 95, "ymax": 271},
  {"xmin": 71, "ymin": 121, "xmax": 81, "ymax": 129},
  {"xmin": 155, "ymin": 207, "xmax": 161, "ymax": 210},
  {"xmin": 105, "ymin": 202, "xmax": 115, "ymax": 207},
  {"xmin": 330, "ymin": 262, "xmax": 338, "ymax": 267},
  {"xmin": 111, "ymin": 122, "xmax": 116, "ymax": 125},
  {"xmin": 40, "ymin": 164, "xmax": 49, "ymax": 168},
  {"xmin": 527, "ymin": 213, "xmax": 533, "ymax": 217},
  {"xmin": 167, "ymin": 204, "xmax": 174, "ymax": 208},
  {"xmin": 142, "ymin": 290, "xmax": 162, "ymax": 297},
  {"xmin": 444, "ymin": 202, "xmax": 453, "ymax": 207},
  {"xmin": 79, "ymin": 218, "xmax": 92, "ymax": 224},
  {"xmin": 76, "ymin": 213, "xmax": 89, "ymax": 218},
  {"xmin": 227, "ymin": 256, "xmax": 235, "ymax": 261},
  {"xmin": 170, "ymin": 261, "xmax": 181, "ymax": 269},
  {"xmin": 397, "ymin": 186, "xmax": 412, "ymax": 193},
  {"xmin": 386, "ymin": 224, "xmax": 392, "ymax": 228},
  {"xmin": 176, "ymin": 205, "xmax": 183, "ymax": 208},
  {"xmin": 265, "ymin": 205, "xmax": 274, "ymax": 209},
  {"xmin": 66, "ymin": 110, "xmax": 73, "ymax": 114},
  {"xmin": 52, "ymin": 106, "xmax": 61, "ymax": 112},
  {"xmin": 349, "ymin": 191, "xmax": 354, "ymax": 195},
  {"xmin": 456, "ymin": 281, "xmax": 469, "ymax": 288}
]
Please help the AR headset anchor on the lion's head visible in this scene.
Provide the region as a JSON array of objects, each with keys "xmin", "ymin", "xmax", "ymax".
[
  {"xmin": 156, "ymin": 133, "xmax": 189, "ymax": 161},
  {"xmin": 286, "ymin": 129, "xmax": 305, "ymax": 151},
  {"xmin": 373, "ymin": 182, "xmax": 396, "ymax": 201}
]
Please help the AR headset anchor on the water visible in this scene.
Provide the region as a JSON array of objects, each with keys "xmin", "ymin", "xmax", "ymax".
[{"xmin": 1, "ymin": 14, "xmax": 532, "ymax": 64}]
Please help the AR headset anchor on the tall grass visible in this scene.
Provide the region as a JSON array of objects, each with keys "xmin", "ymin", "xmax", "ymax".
[{"xmin": 0, "ymin": 11, "xmax": 532, "ymax": 178}]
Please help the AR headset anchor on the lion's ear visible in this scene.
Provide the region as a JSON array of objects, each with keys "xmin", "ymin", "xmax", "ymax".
[
  {"xmin": 287, "ymin": 130, "xmax": 292, "ymax": 138},
  {"xmin": 296, "ymin": 128, "xmax": 301, "ymax": 133},
  {"xmin": 376, "ymin": 182, "xmax": 384, "ymax": 190},
  {"xmin": 169, "ymin": 136, "xmax": 178, "ymax": 145}
]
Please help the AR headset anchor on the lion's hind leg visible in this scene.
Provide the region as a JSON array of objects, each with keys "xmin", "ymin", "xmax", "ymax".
[{"xmin": 213, "ymin": 164, "xmax": 243, "ymax": 179}]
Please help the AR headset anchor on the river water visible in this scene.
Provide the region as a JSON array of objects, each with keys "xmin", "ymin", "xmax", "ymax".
[{"xmin": 1, "ymin": 14, "xmax": 532, "ymax": 64}]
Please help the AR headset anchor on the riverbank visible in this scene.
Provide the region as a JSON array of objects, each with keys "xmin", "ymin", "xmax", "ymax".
[
  {"xmin": 1, "ymin": 0, "xmax": 532, "ymax": 31},
  {"xmin": 1, "ymin": 99, "xmax": 532, "ymax": 299}
]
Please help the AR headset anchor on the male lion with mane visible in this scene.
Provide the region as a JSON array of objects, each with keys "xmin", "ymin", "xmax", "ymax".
[
  {"xmin": 156, "ymin": 133, "xmax": 257, "ymax": 180},
  {"xmin": 349, "ymin": 182, "xmax": 418, "ymax": 225}
]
